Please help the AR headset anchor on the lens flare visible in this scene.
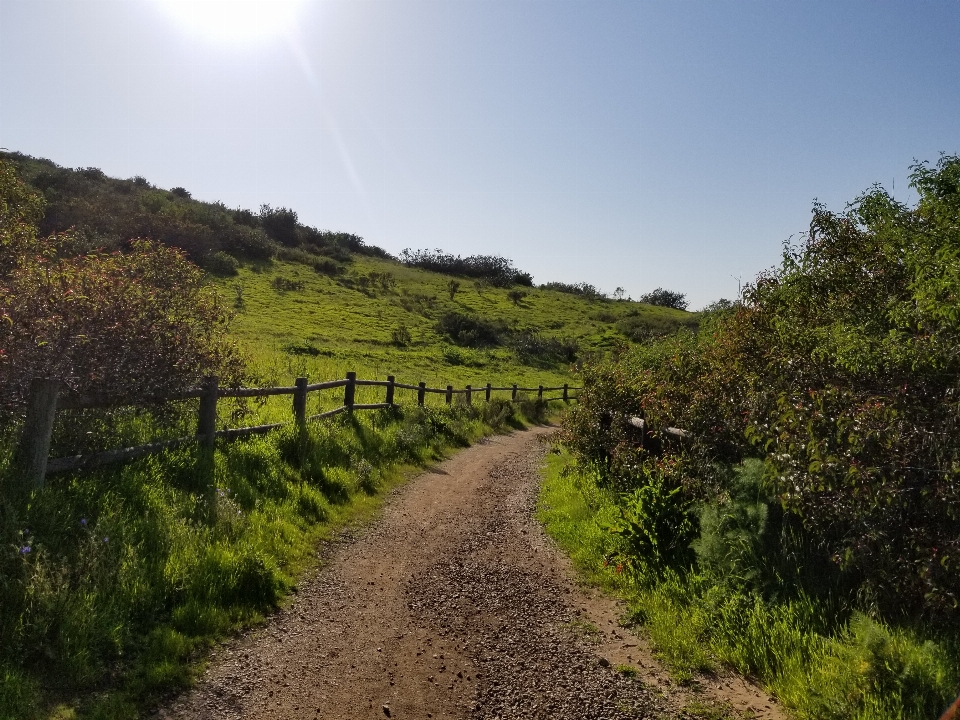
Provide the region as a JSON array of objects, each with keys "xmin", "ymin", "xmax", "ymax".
[{"xmin": 152, "ymin": 0, "xmax": 307, "ymax": 44}]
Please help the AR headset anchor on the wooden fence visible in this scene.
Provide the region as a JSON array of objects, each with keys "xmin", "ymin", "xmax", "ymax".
[{"xmin": 15, "ymin": 374, "xmax": 580, "ymax": 489}]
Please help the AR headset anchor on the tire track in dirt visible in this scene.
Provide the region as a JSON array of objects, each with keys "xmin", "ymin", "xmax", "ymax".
[{"xmin": 158, "ymin": 426, "xmax": 783, "ymax": 720}]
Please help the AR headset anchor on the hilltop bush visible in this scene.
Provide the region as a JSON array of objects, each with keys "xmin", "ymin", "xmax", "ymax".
[
  {"xmin": 0, "ymin": 152, "xmax": 385, "ymax": 267},
  {"xmin": 638, "ymin": 288, "xmax": 688, "ymax": 310},
  {"xmin": 399, "ymin": 248, "xmax": 533, "ymax": 287},
  {"xmin": 541, "ymin": 281, "xmax": 605, "ymax": 299}
]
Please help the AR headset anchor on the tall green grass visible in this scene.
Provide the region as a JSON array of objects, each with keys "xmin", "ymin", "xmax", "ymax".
[
  {"xmin": 537, "ymin": 449, "xmax": 959, "ymax": 720},
  {"xmin": 0, "ymin": 399, "xmax": 552, "ymax": 720}
]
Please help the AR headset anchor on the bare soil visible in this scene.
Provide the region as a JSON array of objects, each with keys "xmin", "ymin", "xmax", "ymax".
[{"xmin": 158, "ymin": 426, "xmax": 785, "ymax": 720}]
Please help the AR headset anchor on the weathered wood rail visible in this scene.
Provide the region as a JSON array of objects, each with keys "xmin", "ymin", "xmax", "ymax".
[{"xmin": 15, "ymin": 374, "xmax": 580, "ymax": 488}]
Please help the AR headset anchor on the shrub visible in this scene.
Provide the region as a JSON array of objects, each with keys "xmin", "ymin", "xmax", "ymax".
[
  {"xmin": 563, "ymin": 155, "xmax": 960, "ymax": 622},
  {"xmin": 539, "ymin": 281, "xmax": 604, "ymax": 298},
  {"xmin": 311, "ymin": 257, "xmax": 340, "ymax": 275},
  {"xmin": 638, "ymin": 288, "xmax": 688, "ymax": 310},
  {"xmin": 436, "ymin": 311, "xmax": 504, "ymax": 348},
  {"xmin": 391, "ymin": 324, "xmax": 412, "ymax": 347},
  {"xmin": 507, "ymin": 289, "xmax": 527, "ymax": 306},
  {"xmin": 270, "ymin": 276, "xmax": 304, "ymax": 292},
  {"xmin": 509, "ymin": 332, "xmax": 578, "ymax": 366},
  {"xmin": 202, "ymin": 250, "xmax": 239, "ymax": 277},
  {"xmin": 481, "ymin": 398, "xmax": 515, "ymax": 429},
  {"xmin": 399, "ymin": 248, "xmax": 532, "ymax": 287},
  {"xmin": 259, "ymin": 204, "xmax": 300, "ymax": 247},
  {"xmin": 0, "ymin": 163, "xmax": 244, "ymax": 413}
]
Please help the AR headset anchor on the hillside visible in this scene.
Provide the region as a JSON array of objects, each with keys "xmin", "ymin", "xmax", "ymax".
[
  {"xmin": 1, "ymin": 151, "xmax": 699, "ymax": 396},
  {"xmin": 225, "ymin": 256, "xmax": 695, "ymax": 389}
]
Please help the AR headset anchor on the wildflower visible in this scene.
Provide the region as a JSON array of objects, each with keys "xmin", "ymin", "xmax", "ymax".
[
  {"xmin": 80, "ymin": 518, "xmax": 87, "ymax": 526},
  {"xmin": 103, "ymin": 536, "xmax": 109, "ymax": 543},
  {"xmin": 19, "ymin": 546, "xmax": 31, "ymax": 554}
]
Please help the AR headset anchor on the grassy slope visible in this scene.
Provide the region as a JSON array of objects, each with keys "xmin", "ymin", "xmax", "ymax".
[{"xmin": 219, "ymin": 254, "xmax": 696, "ymax": 391}]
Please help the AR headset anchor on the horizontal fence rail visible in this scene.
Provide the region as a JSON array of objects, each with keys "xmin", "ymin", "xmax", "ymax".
[{"xmin": 14, "ymin": 374, "xmax": 581, "ymax": 488}]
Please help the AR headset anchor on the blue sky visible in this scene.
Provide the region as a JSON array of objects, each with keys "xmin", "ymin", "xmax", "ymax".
[{"xmin": 1, "ymin": 0, "xmax": 958, "ymax": 308}]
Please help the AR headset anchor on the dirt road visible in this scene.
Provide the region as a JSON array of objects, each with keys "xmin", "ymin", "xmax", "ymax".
[{"xmin": 160, "ymin": 426, "xmax": 782, "ymax": 720}]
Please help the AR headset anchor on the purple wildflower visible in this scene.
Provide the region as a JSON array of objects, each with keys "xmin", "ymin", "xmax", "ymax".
[{"xmin": 19, "ymin": 546, "xmax": 31, "ymax": 555}]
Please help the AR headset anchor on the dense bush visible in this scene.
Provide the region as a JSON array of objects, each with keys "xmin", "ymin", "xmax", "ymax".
[
  {"xmin": 436, "ymin": 311, "xmax": 505, "ymax": 348},
  {"xmin": 509, "ymin": 332, "xmax": 578, "ymax": 367},
  {"xmin": 616, "ymin": 308, "xmax": 700, "ymax": 342},
  {"xmin": 563, "ymin": 155, "xmax": 960, "ymax": 623},
  {"xmin": 0, "ymin": 160, "xmax": 244, "ymax": 414},
  {"xmin": 638, "ymin": 287, "xmax": 688, "ymax": 310},
  {"xmin": 540, "ymin": 281, "xmax": 605, "ymax": 299},
  {"xmin": 0, "ymin": 152, "xmax": 385, "ymax": 266},
  {"xmin": 399, "ymin": 248, "xmax": 533, "ymax": 287}
]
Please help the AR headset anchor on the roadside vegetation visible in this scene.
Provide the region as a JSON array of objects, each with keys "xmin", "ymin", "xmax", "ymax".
[
  {"xmin": 0, "ymin": 154, "xmax": 700, "ymax": 719},
  {"xmin": 545, "ymin": 156, "xmax": 960, "ymax": 720}
]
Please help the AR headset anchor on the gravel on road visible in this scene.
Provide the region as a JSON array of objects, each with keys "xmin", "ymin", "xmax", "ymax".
[{"xmin": 158, "ymin": 426, "xmax": 780, "ymax": 720}]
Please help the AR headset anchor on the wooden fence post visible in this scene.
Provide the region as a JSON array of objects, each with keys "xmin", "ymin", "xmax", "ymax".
[
  {"xmin": 293, "ymin": 377, "xmax": 308, "ymax": 427},
  {"xmin": 385, "ymin": 375, "xmax": 395, "ymax": 406},
  {"xmin": 465, "ymin": 384, "xmax": 472, "ymax": 404},
  {"xmin": 344, "ymin": 371, "xmax": 356, "ymax": 412},
  {"xmin": 197, "ymin": 376, "xmax": 219, "ymax": 448},
  {"xmin": 418, "ymin": 382, "xmax": 426, "ymax": 406},
  {"xmin": 485, "ymin": 383, "xmax": 492, "ymax": 402},
  {"xmin": 538, "ymin": 385, "xmax": 544, "ymax": 400},
  {"xmin": 563, "ymin": 383, "xmax": 569, "ymax": 403},
  {"xmin": 512, "ymin": 384, "xmax": 518, "ymax": 401},
  {"xmin": 16, "ymin": 378, "xmax": 60, "ymax": 489},
  {"xmin": 445, "ymin": 385, "xmax": 453, "ymax": 404}
]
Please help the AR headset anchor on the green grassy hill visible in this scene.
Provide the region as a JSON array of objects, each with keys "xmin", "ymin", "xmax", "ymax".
[{"xmin": 222, "ymin": 254, "xmax": 697, "ymax": 394}]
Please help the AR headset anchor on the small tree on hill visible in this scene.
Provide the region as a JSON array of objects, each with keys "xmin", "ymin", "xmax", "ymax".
[
  {"xmin": 638, "ymin": 288, "xmax": 688, "ymax": 310},
  {"xmin": 507, "ymin": 289, "xmax": 527, "ymax": 306},
  {"xmin": 447, "ymin": 279, "xmax": 460, "ymax": 301}
]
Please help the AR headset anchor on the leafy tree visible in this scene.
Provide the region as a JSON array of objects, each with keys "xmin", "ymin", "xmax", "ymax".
[
  {"xmin": 638, "ymin": 287, "xmax": 688, "ymax": 310},
  {"xmin": 447, "ymin": 279, "xmax": 460, "ymax": 300},
  {"xmin": 0, "ymin": 160, "xmax": 244, "ymax": 414}
]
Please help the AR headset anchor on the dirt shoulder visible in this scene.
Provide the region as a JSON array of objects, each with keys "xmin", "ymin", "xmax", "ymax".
[{"xmin": 158, "ymin": 426, "xmax": 784, "ymax": 720}]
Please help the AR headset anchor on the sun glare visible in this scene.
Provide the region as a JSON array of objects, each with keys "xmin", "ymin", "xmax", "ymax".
[{"xmin": 152, "ymin": 0, "xmax": 307, "ymax": 44}]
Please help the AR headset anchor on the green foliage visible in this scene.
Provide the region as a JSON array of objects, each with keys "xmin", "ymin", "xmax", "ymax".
[
  {"xmin": 507, "ymin": 288, "xmax": 528, "ymax": 306},
  {"xmin": 399, "ymin": 248, "xmax": 533, "ymax": 287},
  {"xmin": 202, "ymin": 250, "xmax": 240, "ymax": 276},
  {"xmin": 607, "ymin": 466, "xmax": 695, "ymax": 578},
  {"xmin": 563, "ymin": 155, "xmax": 960, "ymax": 621},
  {"xmin": 437, "ymin": 311, "xmax": 505, "ymax": 348},
  {"xmin": 391, "ymin": 323, "xmax": 412, "ymax": 347},
  {"xmin": 446, "ymin": 278, "xmax": 460, "ymax": 300},
  {"xmin": 540, "ymin": 281, "xmax": 604, "ymax": 299},
  {"xmin": 270, "ymin": 276, "xmax": 305, "ymax": 292},
  {"xmin": 638, "ymin": 288, "xmax": 688, "ymax": 310},
  {"xmin": 538, "ymin": 451, "xmax": 960, "ymax": 720},
  {"xmin": 509, "ymin": 332, "xmax": 578, "ymax": 367},
  {"xmin": 0, "ymin": 162, "xmax": 244, "ymax": 414},
  {"xmin": 480, "ymin": 397, "xmax": 515, "ymax": 429},
  {"xmin": 0, "ymin": 151, "xmax": 384, "ymax": 267}
]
